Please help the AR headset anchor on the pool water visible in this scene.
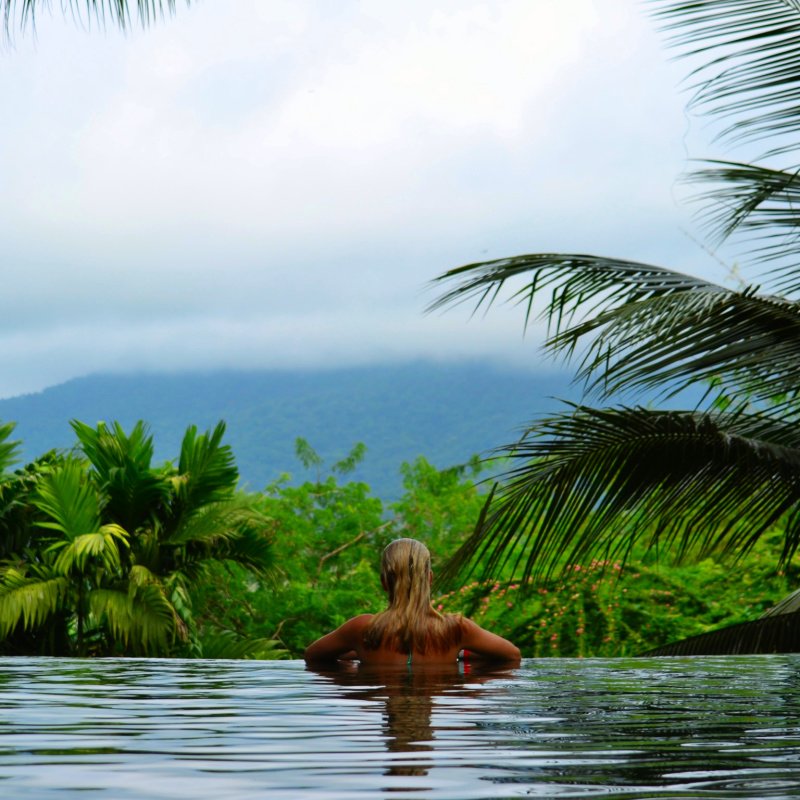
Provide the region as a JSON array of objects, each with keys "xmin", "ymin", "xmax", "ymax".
[{"xmin": 1, "ymin": 655, "xmax": 800, "ymax": 798}]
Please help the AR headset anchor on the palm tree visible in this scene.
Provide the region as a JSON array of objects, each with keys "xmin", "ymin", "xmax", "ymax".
[
  {"xmin": 72, "ymin": 419, "xmax": 277, "ymax": 654},
  {"xmin": 0, "ymin": 419, "xmax": 278, "ymax": 657},
  {"xmin": 430, "ymin": 0, "xmax": 800, "ymax": 655}
]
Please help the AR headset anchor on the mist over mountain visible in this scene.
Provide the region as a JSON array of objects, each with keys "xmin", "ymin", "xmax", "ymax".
[{"xmin": 0, "ymin": 362, "xmax": 578, "ymax": 499}]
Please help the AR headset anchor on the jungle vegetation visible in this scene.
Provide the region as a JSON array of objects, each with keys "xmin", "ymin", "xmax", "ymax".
[
  {"xmin": 0, "ymin": 419, "xmax": 282, "ymax": 658},
  {"xmin": 1, "ymin": 422, "xmax": 794, "ymax": 659}
]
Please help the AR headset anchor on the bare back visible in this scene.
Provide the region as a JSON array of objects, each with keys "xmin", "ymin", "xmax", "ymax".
[{"xmin": 304, "ymin": 613, "xmax": 520, "ymax": 666}]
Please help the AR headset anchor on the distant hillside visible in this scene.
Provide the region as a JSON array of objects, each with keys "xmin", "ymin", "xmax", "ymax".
[{"xmin": 0, "ymin": 363, "xmax": 576, "ymax": 498}]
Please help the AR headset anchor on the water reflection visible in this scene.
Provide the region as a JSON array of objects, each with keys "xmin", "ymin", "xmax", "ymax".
[
  {"xmin": 308, "ymin": 662, "xmax": 515, "ymax": 782},
  {"xmin": 4, "ymin": 656, "xmax": 800, "ymax": 797}
]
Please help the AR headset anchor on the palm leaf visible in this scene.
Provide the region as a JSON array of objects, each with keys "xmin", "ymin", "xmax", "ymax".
[
  {"xmin": 90, "ymin": 583, "xmax": 177, "ymax": 654},
  {"xmin": 166, "ymin": 497, "xmax": 275, "ymax": 577},
  {"xmin": 440, "ymin": 405, "xmax": 800, "ymax": 587},
  {"xmin": 173, "ymin": 422, "xmax": 239, "ymax": 514},
  {"xmin": 689, "ymin": 160, "xmax": 800, "ymax": 293},
  {"xmin": 198, "ymin": 629, "xmax": 288, "ymax": 660},
  {"xmin": 430, "ymin": 253, "xmax": 800, "ymax": 404},
  {"xmin": 217, "ymin": 523, "xmax": 275, "ymax": 576},
  {"xmin": 0, "ymin": 567, "xmax": 69, "ymax": 636},
  {"xmin": 164, "ymin": 497, "xmax": 257, "ymax": 547},
  {"xmin": 50, "ymin": 525, "xmax": 128, "ymax": 576},
  {"xmin": 555, "ymin": 282, "xmax": 800, "ymax": 404},
  {"xmin": 0, "ymin": 453, "xmax": 60, "ymax": 559},
  {"xmin": 72, "ymin": 420, "xmax": 169, "ymax": 533},
  {"xmin": 651, "ymin": 0, "xmax": 800, "ymax": 151},
  {"xmin": 33, "ymin": 460, "xmax": 102, "ymax": 540},
  {"xmin": 0, "ymin": 421, "xmax": 20, "ymax": 476},
  {"xmin": 642, "ymin": 610, "xmax": 800, "ymax": 656},
  {"xmin": 2, "ymin": 0, "xmax": 188, "ymax": 32}
]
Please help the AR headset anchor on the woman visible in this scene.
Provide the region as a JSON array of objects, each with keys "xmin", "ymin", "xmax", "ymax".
[{"xmin": 304, "ymin": 538, "xmax": 521, "ymax": 666}]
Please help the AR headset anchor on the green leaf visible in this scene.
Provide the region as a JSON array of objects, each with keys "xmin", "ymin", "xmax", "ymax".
[
  {"xmin": 51, "ymin": 525, "xmax": 129, "ymax": 576},
  {"xmin": 90, "ymin": 583, "xmax": 177, "ymax": 654},
  {"xmin": 174, "ymin": 422, "xmax": 238, "ymax": 513},
  {"xmin": 33, "ymin": 460, "xmax": 102, "ymax": 540},
  {"xmin": 440, "ymin": 405, "xmax": 800, "ymax": 587},
  {"xmin": 651, "ymin": 0, "xmax": 800, "ymax": 151},
  {"xmin": 197, "ymin": 629, "xmax": 288, "ymax": 660},
  {"xmin": 430, "ymin": 253, "xmax": 800, "ymax": 404},
  {"xmin": 0, "ymin": 567, "xmax": 69, "ymax": 637},
  {"xmin": 71, "ymin": 419, "xmax": 169, "ymax": 533}
]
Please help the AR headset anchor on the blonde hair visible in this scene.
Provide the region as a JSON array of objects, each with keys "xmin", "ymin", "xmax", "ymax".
[{"xmin": 364, "ymin": 538, "xmax": 461, "ymax": 655}]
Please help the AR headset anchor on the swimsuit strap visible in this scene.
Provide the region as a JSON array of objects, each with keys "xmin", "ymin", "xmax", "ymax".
[{"xmin": 407, "ymin": 651, "xmax": 412, "ymax": 668}]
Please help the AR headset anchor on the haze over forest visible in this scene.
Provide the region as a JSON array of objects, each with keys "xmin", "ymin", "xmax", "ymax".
[{"xmin": 0, "ymin": 362, "xmax": 578, "ymax": 498}]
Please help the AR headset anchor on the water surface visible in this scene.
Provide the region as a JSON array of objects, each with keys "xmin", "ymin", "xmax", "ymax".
[{"xmin": 1, "ymin": 655, "xmax": 799, "ymax": 798}]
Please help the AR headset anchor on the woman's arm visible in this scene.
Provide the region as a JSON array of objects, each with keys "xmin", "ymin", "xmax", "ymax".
[
  {"xmin": 303, "ymin": 615, "xmax": 372, "ymax": 664},
  {"xmin": 460, "ymin": 617, "xmax": 521, "ymax": 664}
]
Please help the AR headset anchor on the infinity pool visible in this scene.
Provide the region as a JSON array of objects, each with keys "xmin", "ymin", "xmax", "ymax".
[{"xmin": 1, "ymin": 655, "xmax": 800, "ymax": 798}]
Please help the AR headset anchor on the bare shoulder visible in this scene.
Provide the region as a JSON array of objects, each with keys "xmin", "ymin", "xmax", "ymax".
[
  {"xmin": 304, "ymin": 614, "xmax": 375, "ymax": 664},
  {"xmin": 344, "ymin": 614, "xmax": 374, "ymax": 633},
  {"xmin": 460, "ymin": 616, "xmax": 521, "ymax": 663}
]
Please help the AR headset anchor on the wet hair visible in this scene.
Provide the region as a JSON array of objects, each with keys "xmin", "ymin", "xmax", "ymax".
[{"xmin": 363, "ymin": 538, "xmax": 461, "ymax": 655}]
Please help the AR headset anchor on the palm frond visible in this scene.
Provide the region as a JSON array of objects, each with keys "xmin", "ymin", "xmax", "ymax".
[
  {"xmin": 50, "ymin": 525, "xmax": 128, "ymax": 576},
  {"xmin": 642, "ymin": 610, "xmax": 800, "ymax": 656},
  {"xmin": 72, "ymin": 419, "xmax": 169, "ymax": 532},
  {"xmin": 128, "ymin": 563, "xmax": 159, "ymax": 586},
  {"xmin": 166, "ymin": 497, "xmax": 275, "ymax": 576},
  {"xmin": 164, "ymin": 498, "xmax": 255, "ymax": 547},
  {"xmin": 2, "ymin": 0, "xmax": 188, "ymax": 33},
  {"xmin": 651, "ymin": 0, "xmax": 800, "ymax": 151},
  {"xmin": 197, "ymin": 629, "xmax": 288, "ymax": 660},
  {"xmin": 430, "ymin": 253, "xmax": 800, "ymax": 403},
  {"xmin": 174, "ymin": 422, "xmax": 239, "ymax": 514},
  {"xmin": 33, "ymin": 460, "xmax": 101, "ymax": 540},
  {"xmin": 0, "ymin": 567, "xmax": 69, "ymax": 636},
  {"xmin": 0, "ymin": 421, "xmax": 20, "ymax": 476},
  {"xmin": 429, "ymin": 254, "xmax": 718, "ymax": 328},
  {"xmin": 90, "ymin": 583, "xmax": 177, "ymax": 653},
  {"xmin": 555, "ymin": 282, "xmax": 800, "ymax": 404},
  {"xmin": 217, "ymin": 524, "xmax": 276, "ymax": 576},
  {"xmin": 690, "ymin": 160, "xmax": 800, "ymax": 293},
  {"xmin": 0, "ymin": 452, "xmax": 60, "ymax": 559},
  {"xmin": 440, "ymin": 405, "xmax": 800, "ymax": 587}
]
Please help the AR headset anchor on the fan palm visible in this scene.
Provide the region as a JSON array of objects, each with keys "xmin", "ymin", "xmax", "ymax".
[{"xmin": 430, "ymin": 0, "xmax": 800, "ymax": 654}]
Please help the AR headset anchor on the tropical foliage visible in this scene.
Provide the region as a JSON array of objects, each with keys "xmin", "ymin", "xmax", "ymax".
[
  {"xmin": 430, "ymin": 0, "xmax": 800, "ymax": 653},
  {"xmin": 188, "ymin": 439, "xmax": 794, "ymax": 658},
  {"xmin": 192, "ymin": 440, "xmax": 490, "ymax": 656},
  {"xmin": 0, "ymin": 419, "xmax": 281, "ymax": 658}
]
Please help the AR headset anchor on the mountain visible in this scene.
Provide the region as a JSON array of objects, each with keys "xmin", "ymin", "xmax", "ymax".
[{"xmin": 0, "ymin": 362, "xmax": 576, "ymax": 499}]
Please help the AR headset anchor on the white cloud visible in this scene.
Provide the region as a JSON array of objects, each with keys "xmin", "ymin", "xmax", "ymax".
[{"xmin": 0, "ymin": 0, "xmax": 723, "ymax": 398}]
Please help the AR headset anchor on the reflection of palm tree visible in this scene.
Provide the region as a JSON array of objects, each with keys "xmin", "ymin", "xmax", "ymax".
[
  {"xmin": 308, "ymin": 663, "xmax": 513, "ymax": 780},
  {"xmin": 431, "ymin": 2, "xmax": 800, "ymax": 654}
]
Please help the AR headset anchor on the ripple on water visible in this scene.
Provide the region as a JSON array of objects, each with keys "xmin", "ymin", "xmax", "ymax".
[{"xmin": 2, "ymin": 655, "xmax": 800, "ymax": 798}]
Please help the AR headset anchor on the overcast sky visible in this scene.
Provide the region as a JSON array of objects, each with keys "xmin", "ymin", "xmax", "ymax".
[{"xmin": 0, "ymin": 0, "xmax": 735, "ymax": 398}]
